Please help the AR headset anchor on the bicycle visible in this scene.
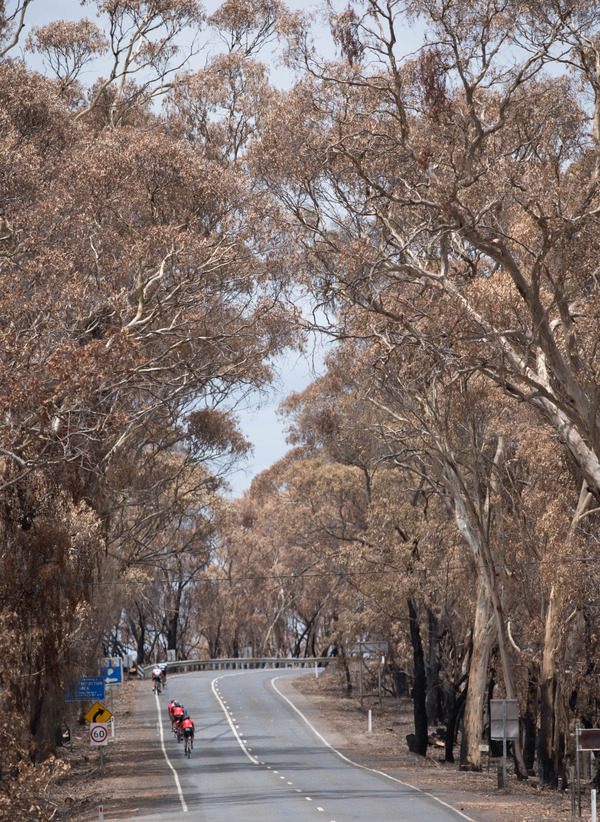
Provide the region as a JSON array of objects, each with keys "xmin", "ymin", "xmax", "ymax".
[
  {"xmin": 184, "ymin": 734, "xmax": 193, "ymax": 758},
  {"xmin": 152, "ymin": 678, "xmax": 161, "ymax": 695}
]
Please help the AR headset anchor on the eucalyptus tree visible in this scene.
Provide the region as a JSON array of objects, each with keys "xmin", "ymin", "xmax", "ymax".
[
  {"xmin": 255, "ymin": 0, "xmax": 600, "ymax": 776},
  {"xmin": 0, "ymin": 0, "xmax": 298, "ymax": 765}
]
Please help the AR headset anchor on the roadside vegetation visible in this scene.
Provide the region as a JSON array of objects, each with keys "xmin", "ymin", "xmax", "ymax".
[{"xmin": 3, "ymin": 0, "xmax": 600, "ymax": 817}]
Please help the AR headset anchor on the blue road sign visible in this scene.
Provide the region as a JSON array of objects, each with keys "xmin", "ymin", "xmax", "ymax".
[
  {"xmin": 102, "ymin": 660, "xmax": 123, "ymax": 686},
  {"xmin": 65, "ymin": 676, "xmax": 105, "ymax": 702}
]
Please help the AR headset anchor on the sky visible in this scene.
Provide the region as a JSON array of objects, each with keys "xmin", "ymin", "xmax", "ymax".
[{"xmin": 17, "ymin": 0, "xmax": 330, "ymax": 499}]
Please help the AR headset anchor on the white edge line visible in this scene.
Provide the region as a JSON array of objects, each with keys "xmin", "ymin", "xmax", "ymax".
[
  {"xmin": 271, "ymin": 675, "xmax": 478, "ymax": 822},
  {"xmin": 211, "ymin": 673, "xmax": 259, "ymax": 765},
  {"xmin": 154, "ymin": 690, "xmax": 188, "ymax": 813}
]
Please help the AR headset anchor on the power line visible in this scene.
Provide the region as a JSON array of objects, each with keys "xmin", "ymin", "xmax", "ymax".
[{"xmin": 81, "ymin": 553, "xmax": 600, "ymax": 585}]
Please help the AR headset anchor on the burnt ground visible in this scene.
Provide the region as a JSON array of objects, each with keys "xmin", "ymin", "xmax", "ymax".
[{"xmin": 46, "ymin": 670, "xmax": 581, "ymax": 822}]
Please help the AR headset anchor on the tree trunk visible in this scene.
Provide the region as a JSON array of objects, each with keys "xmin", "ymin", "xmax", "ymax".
[
  {"xmin": 444, "ymin": 680, "xmax": 468, "ymax": 763},
  {"xmin": 523, "ymin": 662, "xmax": 539, "ymax": 774},
  {"xmin": 408, "ymin": 597, "xmax": 428, "ymax": 756},
  {"xmin": 136, "ymin": 623, "xmax": 145, "ymax": 666},
  {"xmin": 208, "ymin": 618, "xmax": 221, "ymax": 659},
  {"xmin": 391, "ymin": 664, "xmax": 410, "ymax": 697},
  {"xmin": 340, "ymin": 649, "xmax": 353, "ymax": 694},
  {"xmin": 166, "ymin": 584, "xmax": 183, "ymax": 656},
  {"xmin": 460, "ymin": 578, "xmax": 494, "ymax": 770},
  {"xmin": 448, "ymin": 437, "xmax": 527, "ymax": 775},
  {"xmin": 426, "ymin": 607, "xmax": 443, "ymax": 726},
  {"xmin": 538, "ymin": 585, "xmax": 559, "ymax": 786}
]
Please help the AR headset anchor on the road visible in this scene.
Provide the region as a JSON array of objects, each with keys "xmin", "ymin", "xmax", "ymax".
[{"xmin": 115, "ymin": 668, "xmax": 476, "ymax": 822}]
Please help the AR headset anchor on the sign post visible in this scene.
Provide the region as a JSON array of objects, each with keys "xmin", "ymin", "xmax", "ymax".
[
  {"xmin": 352, "ymin": 641, "xmax": 388, "ymax": 708},
  {"xmin": 90, "ymin": 722, "xmax": 108, "ymax": 776},
  {"xmin": 575, "ymin": 724, "xmax": 600, "ymax": 818},
  {"xmin": 490, "ymin": 699, "xmax": 519, "ymax": 788},
  {"xmin": 100, "ymin": 659, "xmax": 122, "ymax": 734}
]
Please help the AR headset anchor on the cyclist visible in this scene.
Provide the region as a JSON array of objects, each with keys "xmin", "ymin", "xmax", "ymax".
[
  {"xmin": 159, "ymin": 662, "xmax": 168, "ymax": 685},
  {"xmin": 152, "ymin": 666, "xmax": 162, "ymax": 694},
  {"xmin": 170, "ymin": 700, "xmax": 182, "ymax": 731},
  {"xmin": 168, "ymin": 699, "xmax": 176, "ymax": 727},
  {"xmin": 172, "ymin": 702, "xmax": 185, "ymax": 738},
  {"xmin": 182, "ymin": 714, "xmax": 195, "ymax": 755}
]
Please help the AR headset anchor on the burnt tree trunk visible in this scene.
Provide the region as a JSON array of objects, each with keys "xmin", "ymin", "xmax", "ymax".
[
  {"xmin": 444, "ymin": 673, "xmax": 468, "ymax": 763},
  {"xmin": 426, "ymin": 608, "xmax": 443, "ymax": 725},
  {"xmin": 538, "ymin": 586, "xmax": 559, "ymax": 786},
  {"xmin": 165, "ymin": 583, "xmax": 184, "ymax": 656},
  {"xmin": 408, "ymin": 597, "xmax": 428, "ymax": 756}
]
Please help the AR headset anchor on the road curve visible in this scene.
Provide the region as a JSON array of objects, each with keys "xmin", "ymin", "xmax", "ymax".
[{"xmin": 113, "ymin": 668, "xmax": 477, "ymax": 822}]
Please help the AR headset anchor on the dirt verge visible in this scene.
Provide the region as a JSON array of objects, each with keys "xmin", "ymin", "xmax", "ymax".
[{"xmin": 292, "ymin": 668, "xmax": 578, "ymax": 822}]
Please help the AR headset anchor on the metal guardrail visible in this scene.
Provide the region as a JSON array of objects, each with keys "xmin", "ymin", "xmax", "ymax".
[{"xmin": 137, "ymin": 657, "xmax": 333, "ymax": 678}]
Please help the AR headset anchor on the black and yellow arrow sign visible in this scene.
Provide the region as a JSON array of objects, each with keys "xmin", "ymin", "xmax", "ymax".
[{"xmin": 84, "ymin": 701, "xmax": 112, "ymax": 723}]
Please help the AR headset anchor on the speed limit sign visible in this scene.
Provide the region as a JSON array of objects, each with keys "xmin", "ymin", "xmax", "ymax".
[{"xmin": 90, "ymin": 723, "xmax": 108, "ymax": 746}]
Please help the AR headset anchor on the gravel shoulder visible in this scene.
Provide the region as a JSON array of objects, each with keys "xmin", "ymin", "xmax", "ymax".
[{"xmin": 47, "ymin": 670, "xmax": 579, "ymax": 822}]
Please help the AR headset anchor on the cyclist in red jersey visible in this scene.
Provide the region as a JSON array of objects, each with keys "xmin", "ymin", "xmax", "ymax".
[
  {"xmin": 172, "ymin": 703, "xmax": 185, "ymax": 737},
  {"xmin": 181, "ymin": 715, "xmax": 195, "ymax": 755}
]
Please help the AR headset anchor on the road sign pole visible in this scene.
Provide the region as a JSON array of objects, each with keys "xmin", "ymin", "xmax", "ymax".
[
  {"xmin": 576, "ymin": 722, "xmax": 581, "ymax": 818},
  {"xmin": 99, "ymin": 746, "xmax": 104, "ymax": 777},
  {"xmin": 502, "ymin": 701, "xmax": 507, "ymax": 788}
]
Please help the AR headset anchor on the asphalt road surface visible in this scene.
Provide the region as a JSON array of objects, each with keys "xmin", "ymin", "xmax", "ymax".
[{"xmin": 114, "ymin": 668, "xmax": 476, "ymax": 822}]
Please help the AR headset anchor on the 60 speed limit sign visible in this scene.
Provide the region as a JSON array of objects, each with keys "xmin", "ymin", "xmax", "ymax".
[{"xmin": 90, "ymin": 722, "xmax": 108, "ymax": 746}]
